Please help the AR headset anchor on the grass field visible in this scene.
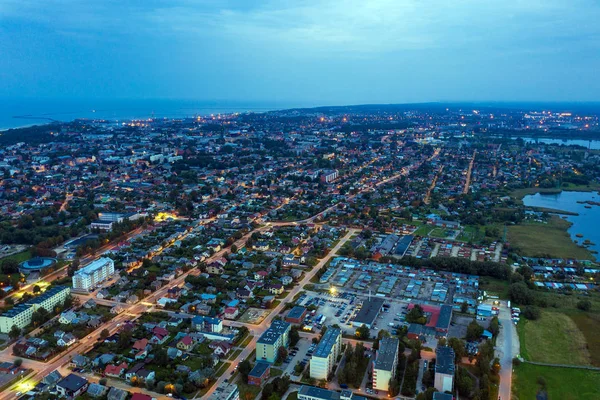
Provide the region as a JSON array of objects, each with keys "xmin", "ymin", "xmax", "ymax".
[
  {"xmin": 569, "ymin": 312, "xmax": 600, "ymax": 366},
  {"xmin": 0, "ymin": 250, "xmax": 32, "ymax": 264},
  {"xmin": 414, "ymin": 225, "xmax": 434, "ymax": 236},
  {"xmin": 507, "ymin": 216, "xmax": 593, "ymax": 259},
  {"xmin": 518, "ymin": 311, "xmax": 591, "ymax": 366},
  {"xmin": 479, "ymin": 277, "xmax": 510, "ymax": 299},
  {"xmin": 512, "ymin": 363, "xmax": 600, "ymax": 400}
]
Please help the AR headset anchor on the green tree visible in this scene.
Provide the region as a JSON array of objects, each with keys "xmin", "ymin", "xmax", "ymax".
[
  {"xmin": 32, "ymin": 285, "xmax": 41, "ymax": 294},
  {"xmin": 577, "ymin": 300, "xmax": 592, "ymax": 311},
  {"xmin": 355, "ymin": 324, "xmax": 370, "ymax": 339},
  {"xmin": 466, "ymin": 321, "xmax": 484, "ymax": 341},
  {"xmin": 460, "ymin": 301, "xmax": 469, "ymax": 313},
  {"xmin": 8, "ymin": 325, "xmax": 21, "ymax": 340},
  {"xmin": 289, "ymin": 326, "xmax": 300, "ymax": 346},
  {"xmin": 100, "ymin": 329, "xmax": 110, "ymax": 340},
  {"xmin": 238, "ymin": 360, "xmax": 252, "ymax": 383},
  {"xmin": 488, "ymin": 316, "xmax": 500, "ymax": 337},
  {"xmin": 277, "ymin": 346, "xmax": 288, "ymax": 363}
]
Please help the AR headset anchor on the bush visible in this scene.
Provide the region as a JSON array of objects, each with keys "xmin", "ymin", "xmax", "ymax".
[
  {"xmin": 522, "ymin": 305, "xmax": 541, "ymax": 320},
  {"xmin": 576, "ymin": 300, "xmax": 592, "ymax": 311}
]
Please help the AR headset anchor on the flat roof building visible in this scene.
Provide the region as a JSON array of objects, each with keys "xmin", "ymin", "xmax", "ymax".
[
  {"xmin": 373, "ymin": 337, "xmax": 399, "ymax": 392},
  {"xmin": 256, "ymin": 320, "xmax": 291, "ymax": 363},
  {"xmin": 207, "ymin": 382, "xmax": 239, "ymax": 400},
  {"xmin": 286, "ymin": 306, "xmax": 308, "ymax": 324},
  {"xmin": 72, "ymin": 257, "xmax": 115, "ymax": 292},
  {"xmin": 310, "ymin": 327, "xmax": 342, "ymax": 379},
  {"xmin": 434, "ymin": 346, "xmax": 455, "ymax": 393},
  {"xmin": 352, "ymin": 298, "xmax": 384, "ymax": 329}
]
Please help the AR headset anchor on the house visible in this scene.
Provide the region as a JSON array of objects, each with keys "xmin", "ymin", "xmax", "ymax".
[
  {"xmin": 192, "ymin": 316, "xmax": 223, "ymax": 333},
  {"xmin": 58, "ymin": 333, "xmax": 77, "ymax": 347},
  {"xmin": 70, "ymin": 354, "xmax": 89, "ymax": 369},
  {"xmin": 236, "ymin": 289, "xmax": 254, "ymax": 299},
  {"xmin": 42, "ymin": 370, "xmax": 63, "ymax": 387},
  {"xmin": 126, "ymin": 363, "xmax": 156, "ymax": 383},
  {"xmin": 105, "ymin": 362, "xmax": 128, "ymax": 378},
  {"xmin": 131, "ymin": 394, "xmax": 152, "ymax": 400},
  {"xmin": 96, "ymin": 289, "xmax": 110, "ymax": 299},
  {"xmin": 206, "ymin": 264, "xmax": 225, "ymax": 275},
  {"xmin": 210, "ymin": 341, "xmax": 232, "ymax": 357},
  {"xmin": 177, "ymin": 336, "xmax": 194, "ymax": 351},
  {"xmin": 111, "ymin": 304, "xmax": 126, "ymax": 314},
  {"xmin": 223, "ymin": 307, "xmax": 239, "ymax": 320},
  {"xmin": 59, "ymin": 311, "xmax": 77, "ymax": 325},
  {"xmin": 167, "ymin": 347, "xmax": 183, "ymax": 360},
  {"xmin": 267, "ymin": 283, "xmax": 284, "ymax": 295},
  {"xmin": 87, "ymin": 383, "xmax": 108, "ymax": 398},
  {"xmin": 56, "ymin": 374, "xmax": 89, "ymax": 398},
  {"xmin": 132, "ymin": 338, "xmax": 149, "ymax": 352},
  {"xmin": 281, "ymin": 276, "xmax": 293, "ymax": 285},
  {"xmin": 150, "ymin": 326, "xmax": 170, "ymax": 344},
  {"xmin": 107, "ymin": 387, "xmax": 129, "ymax": 400},
  {"xmin": 87, "ymin": 317, "xmax": 102, "ymax": 329},
  {"xmin": 248, "ymin": 362, "xmax": 270, "ymax": 386},
  {"xmin": 254, "ymin": 270, "xmax": 269, "ymax": 281}
]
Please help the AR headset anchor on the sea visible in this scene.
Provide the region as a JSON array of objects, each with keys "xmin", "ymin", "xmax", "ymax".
[
  {"xmin": 522, "ymin": 191, "xmax": 600, "ymax": 259},
  {"xmin": 0, "ymin": 98, "xmax": 316, "ymax": 130}
]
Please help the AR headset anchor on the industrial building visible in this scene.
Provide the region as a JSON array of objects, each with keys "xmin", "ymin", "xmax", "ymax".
[{"xmin": 352, "ymin": 298, "xmax": 384, "ymax": 329}]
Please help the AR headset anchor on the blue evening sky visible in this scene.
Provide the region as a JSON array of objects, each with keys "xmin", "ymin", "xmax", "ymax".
[{"xmin": 1, "ymin": 0, "xmax": 599, "ymax": 104}]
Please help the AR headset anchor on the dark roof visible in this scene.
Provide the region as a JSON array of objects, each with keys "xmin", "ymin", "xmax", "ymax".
[
  {"xmin": 298, "ymin": 385, "xmax": 340, "ymax": 400},
  {"xmin": 248, "ymin": 361, "xmax": 270, "ymax": 378},
  {"xmin": 353, "ymin": 298, "xmax": 384, "ymax": 326},
  {"xmin": 287, "ymin": 306, "xmax": 307, "ymax": 320},
  {"xmin": 374, "ymin": 337, "xmax": 399, "ymax": 372},
  {"xmin": 436, "ymin": 305, "xmax": 453, "ymax": 330},
  {"xmin": 435, "ymin": 346, "xmax": 455, "ymax": 375},
  {"xmin": 58, "ymin": 373, "xmax": 88, "ymax": 392},
  {"xmin": 257, "ymin": 320, "xmax": 290, "ymax": 345}
]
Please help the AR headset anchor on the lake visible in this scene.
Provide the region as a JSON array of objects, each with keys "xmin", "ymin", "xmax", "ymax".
[
  {"xmin": 521, "ymin": 137, "xmax": 600, "ymax": 150},
  {"xmin": 523, "ymin": 191, "xmax": 600, "ymax": 259}
]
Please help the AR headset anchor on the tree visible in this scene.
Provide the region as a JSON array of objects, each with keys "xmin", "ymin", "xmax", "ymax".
[
  {"xmin": 154, "ymin": 347, "xmax": 168, "ymax": 365},
  {"xmin": 13, "ymin": 358, "xmax": 22, "ymax": 367},
  {"xmin": 68, "ymin": 258, "xmax": 80, "ymax": 277},
  {"xmin": 509, "ymin": 282, "xmax": 535, "ymax": 305},
  {"xmin": 355, "ymin": 324, "xmax": 370, "ymax": 339},
  {"xmin": 1, "ymin": 259, "xmax": 19, "ymax": 274},
  {"xmin": 277, "ymin": 346, "xmax": 288, "ymax": 363},
  {"xmin": 466, "ymin": 321, "xmax": 484, "ymax": 341},
  {"xmin": 448, "ymin": 338, "xmax": 466, "ymax": 363},
  {"xmin": 460, "ymin": 301, "xmax": 469, "ymax": 313},
  {"xmin": 577, "ymin": 300, "xmax": 592, "ymax": 311},
  {"xmin": 488, "ymin": 316, "xmax": 500, "ymax": 337},
  {"xmin": 231, "ymin": 244, "xmax": 238, "ymax": 253},
  {"xmin": 100, "ymin": 329, "xmax": 110, "ymax": 340},
  {"xmin": 406, "ymin": 305, "xmax": 427, "ymax": 324},
  {"xmin": 238, "ymin": 360, "xmax": 252, "ymax": 383},
  {"xmin": 289, "ymin": 326, "xmax": 300, "ymax": 346},
  {"xmin": 33, "ymin": 285, "xmax": 41, "ymax": 294},
  {"xmin": 522, "ymin": 305, "xmax": 541, "ymax": 320},
  {"xmin": 8, "ymin": 325, "xmax": 21, "ymax": 340}
]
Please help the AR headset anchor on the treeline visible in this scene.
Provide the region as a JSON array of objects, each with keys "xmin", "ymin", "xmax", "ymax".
[
  {"xmin": 338, "ymin": 342, "xmax": 370, "ymax": 388},
  {"xmin": 381, "ymin": 256, "xmax": 512, "ymax": 280}
]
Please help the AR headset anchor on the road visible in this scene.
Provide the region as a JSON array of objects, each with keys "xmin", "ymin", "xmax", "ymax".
[
  {"xmin": 496, "ymin": 300, "xmax": 518, "ymax": 400},
  {"xmin": 463, "ymin": 150, "xmax": 476, "ymax": 194},
  {"xmin": 201, "ymin": 228, "xmax": 359, "ymax": 398}
]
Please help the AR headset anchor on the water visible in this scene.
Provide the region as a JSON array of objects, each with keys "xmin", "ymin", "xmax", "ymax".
[
  {"xmin": 0, "ymin": 98, "xmax": 314, "ymax": 130},
  {"xmin": 520, "ymin": 137, "xmax": 600, "ymax": 150},
  {"xmin": 522, "ymin": 191, "xmax": 600, "ymax": 259}
]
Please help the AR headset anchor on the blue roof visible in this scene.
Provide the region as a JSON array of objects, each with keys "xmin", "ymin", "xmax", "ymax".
[
  {"xmin": 201, "ymin": 293, "xmax": 217, "ymax": 300},
  {"xmin": 248, "ymin": 362, "xmax": 270, "ymax": 378},
  {"xmin": 227, "ymin": 300, "xmax": 240, "ymax": 307},
  {"xmin": 287, "ymin": 306, "xmax": 307, "ymax": 320}
]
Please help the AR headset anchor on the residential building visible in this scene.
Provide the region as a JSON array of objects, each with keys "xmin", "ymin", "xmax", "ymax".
[
  {"xmin": 256, "ymin": 320, "xmax": 291, "ymax": 363},
  {"xmin": 207, "ymin": 382, "xmax": 239, "ymax": 400},
  {"xmin": 56, "ymin": 373, "xmax": 89, "ymax": 398},
  {"xmin": 298, "ymin": 385, "xmax": 357, "ymax": 400},
  {"xmin": 310, "ymin": 327, "xmax": 342, "ymax": 379},
  {"xmin": 372, "ymin": 337, "xmax": 399, "ymax": 392},
  {"xmin": 434, "ymin": 346, "xmax": 455, "ymax": 393},
  {"xmin": 72, "ymin": 257, "xmax": 115, "ymax": 291},
  {"xmin": 0, "ymin": 286, "xmax": 71, "ymax": 333},
  {"xmin": 248, "ymin": 362, "xmax": 270, "ymax": 386},
  {"xmin": 285, "ymin": 306, "xmax": 307, "ymax": 324},
  {"xmin": 192, "ymin": 316, "xmax": 223, "ymax": 333}
]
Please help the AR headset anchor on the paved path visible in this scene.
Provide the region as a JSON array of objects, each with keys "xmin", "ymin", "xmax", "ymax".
[{"xmin": 496, "ymin": 300, "xmax": 519, "ymax": 400}]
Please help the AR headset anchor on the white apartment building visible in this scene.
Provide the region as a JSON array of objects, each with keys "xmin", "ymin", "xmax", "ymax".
[{"xmin": 72, "ymin": 257, "xmax": 115, "ymax": 291}]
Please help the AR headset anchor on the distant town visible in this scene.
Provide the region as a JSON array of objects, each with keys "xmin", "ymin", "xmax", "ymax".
[{"xmin": 0, "ymin": 103, "xmax": 599, "ymax": 400}]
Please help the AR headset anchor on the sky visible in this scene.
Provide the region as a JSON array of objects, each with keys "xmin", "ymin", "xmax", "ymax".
[{"xmin": 1, "ymin": 0, "xmax": 599, "ymax": 105}]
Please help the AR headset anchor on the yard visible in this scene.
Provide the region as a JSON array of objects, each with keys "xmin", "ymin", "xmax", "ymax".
[
  {"xmin": 512, "ymin": 363, "xmax": 600, "ymax": 400},
  {"xmin": 507, "ymin": 216, "xmax": 593, "ymax": 259},
  {"xmin": 479, "ymin": 277, "xmax": 509, "ymax": 299},
  {"xmin": 518, "ymin": 311, "xmax": 591, "ymax": 366}
]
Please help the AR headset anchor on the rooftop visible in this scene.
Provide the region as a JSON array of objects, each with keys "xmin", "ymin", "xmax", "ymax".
[
  {"xmin": 75, "ymin": 257, "xmax": 113, "ymax": 276},
  {"xmin": 435, "ymin": 346, "xmax": 455, "ymax": 375},
  {"xmin": 353, "ymin": 298, "xmax": 384, "ymax": 326},
  {"xmin": 248, "ymin": 361, "xmax": 270, "ymax": 378},
  {"xmin": 287, "ymin": 306, "xmax": 307, "ymax": 320},
  {"xmin": 374, "ymin": 337, "xmax": 399, "ymax": 372},
  {"xmin": 314, "ymin": 327, "xmax": 341, "ymax": 358},
  {"xmin": 257, "ymin": 320, "xmax": 290, "ymax": 345},
  {"xmin": 298, "ymin": 385, "xmax": 340, "ymax": 400}
]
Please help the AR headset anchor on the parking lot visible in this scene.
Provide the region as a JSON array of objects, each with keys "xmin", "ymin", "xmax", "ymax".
[{"xmin": 281, "ymin": 336, "xmax": 314, "ymax": 378}]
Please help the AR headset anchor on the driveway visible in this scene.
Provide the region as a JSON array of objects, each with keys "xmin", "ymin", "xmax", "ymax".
[{"xmin": 496, "ymin": 300, "xmax": 519, "ymax": 400}]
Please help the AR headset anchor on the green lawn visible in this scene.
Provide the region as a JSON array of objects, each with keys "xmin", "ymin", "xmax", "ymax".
[
  {"xmin": 287, "ymin": 391, "xmax": 298, "ymax": 400},
  {"xmin": 479, "ymin": 277, "xmax": 510, "ymax": 299},
  {"xmin": 518, "ymin": 311, "xmax": 591, "ymax": 366},
  {"xmin": 569, "ymin": 312, "xmax": 600, "ymax": 367},
  {"xmin": 237, "ymin": 382, "xmax": 261, "ymax": 400},
  {"xmin": 0, "ymin": 250, "xmax": 32, "ymax": 264},
  {"xmin": 429, "ymin": 228, "xmax": 449, "ymax": 239},
  {"xmin": 513, "ymin": 363, "xmax": 600, "ymax": 400},
  {"xmin": 413, "ymin": 225, "xmax": 434, "ymax": 236},
  {"xmin": 507, "ymin": 216, "xmax": 593, "ymax": 259},
  {"xmin": 228, "ymin": 349, "xmax": 242, "ymax": 360}
]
